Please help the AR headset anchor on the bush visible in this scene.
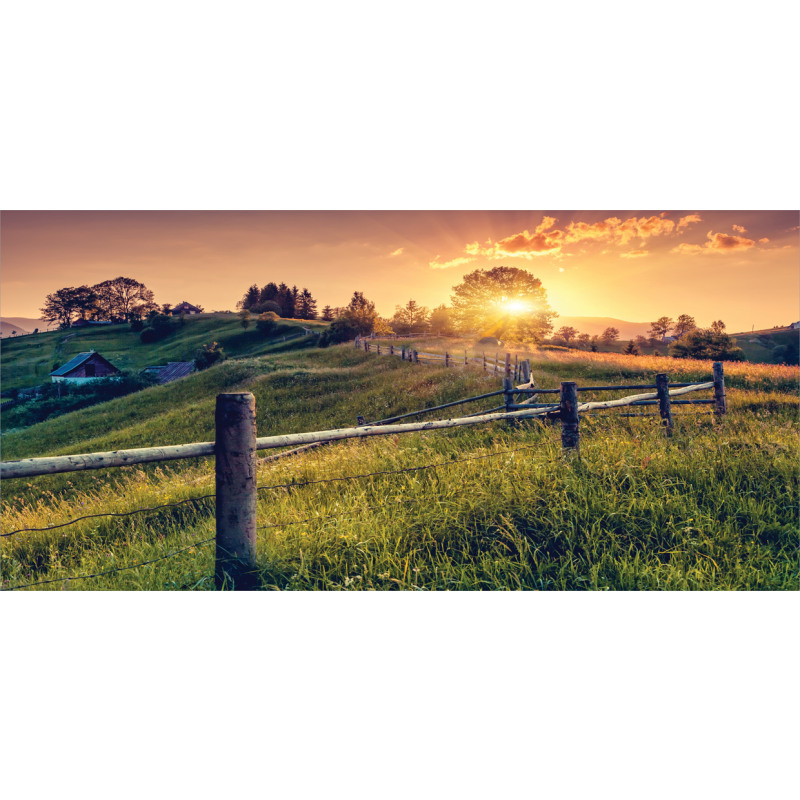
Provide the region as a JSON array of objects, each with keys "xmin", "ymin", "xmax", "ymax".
[
  {"xmin": 194, "ymin": 341, "xmax": 226, "ymax": 370},
  {"xmin": 130, "ymin": 318, "xmax": 144, "ymax": 332},
  {"xmin": 669, "ymin": 329, "xmax": 745, "ymax": 361},
  {"xmin": 139, "ymin": 313, "xmax": 173, "ymax": 343},
  {"xmin": 256, "ymin": 311, "xmax": 280, "ymax": 335},
  {"xmin": 252, "ymin": 300, "xmax": 282, "ymax": 316},
  {"xmin": 325, "ymin": 317, "xmax": 361, "ymax": 344}
]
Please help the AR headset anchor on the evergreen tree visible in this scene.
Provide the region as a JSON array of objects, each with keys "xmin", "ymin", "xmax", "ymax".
[
  {"xmin": 321, "ymin": 305, "xmax": 334, "ymax": 321},
  {"xmin": 297, "ymin": 288, "xmax": 318, "ymax": 320}
]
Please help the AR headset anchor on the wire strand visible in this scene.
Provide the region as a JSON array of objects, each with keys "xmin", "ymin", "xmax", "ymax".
[
  {"xmin": 1, "ymin": 537, "xmax": 216, "ymax": 591},
  {"xmin": 1, "ymin": 493, "xmax": 216, "ymax": 538}
]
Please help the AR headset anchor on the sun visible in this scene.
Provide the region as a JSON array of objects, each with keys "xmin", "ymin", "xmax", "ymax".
[{"xmin": 501, "ymin": 299, "xmax": 530, "ymax": 315}]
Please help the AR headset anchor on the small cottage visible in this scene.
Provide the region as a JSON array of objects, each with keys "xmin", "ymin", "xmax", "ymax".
[
  {"xmin": 171, "ymin": 302, "xmax": 203, "ymax": 316},
  {"xmin": 50, "ymin": 351, "xmax": 121, "ymax": 383}
]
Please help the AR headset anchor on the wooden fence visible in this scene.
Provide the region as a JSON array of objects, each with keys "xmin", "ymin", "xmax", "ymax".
[{"xmin": 1, "ymin": 364, "xmax": 724, "ymax": 589}]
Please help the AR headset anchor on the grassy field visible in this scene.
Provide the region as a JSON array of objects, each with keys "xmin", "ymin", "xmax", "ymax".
[
  {"xmin": 0, "ymin": 312, "xmax": 327, "ymax": 392},
  {"xmin": 1, "ymin": 338, "xmax": 797, "ymax": 591}
]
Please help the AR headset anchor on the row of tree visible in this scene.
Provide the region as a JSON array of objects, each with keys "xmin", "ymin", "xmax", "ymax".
[
  {"xmin": 40, "ymin": 277, "xmax": 166, "ymax": 327},
  {"xmin": 237, "ymin": 283, "xmax": 318, "ymax": 320}
]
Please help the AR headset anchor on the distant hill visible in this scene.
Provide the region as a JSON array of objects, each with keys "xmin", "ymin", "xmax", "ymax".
[
  {"xmin": 1, "ymin": 317, "xmax": 57, "ymax": 336},
  {"xmin": 1, "ymin": 321, "xmax": 29, "ymax": 337},
  {"xmin": 554, "ymin": 316, "xmax": 652, "ymax": 339}
]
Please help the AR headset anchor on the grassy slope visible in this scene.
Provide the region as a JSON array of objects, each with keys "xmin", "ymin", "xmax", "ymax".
[
  {"xmin": 1, "ymin": 340, "xmax": 797, "ymax": 591},
  {"xmin": 0, "ymin": 312, "xmax": 327, "ymax": 392}
]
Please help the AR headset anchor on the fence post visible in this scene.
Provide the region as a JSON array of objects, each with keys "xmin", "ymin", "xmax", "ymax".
[
  {"xmin": 656, "ymin": 373, "xmax": 673, "ymax": 435},
  {"xmin": 560, "ymin": 382, "xmax": 580, "ymax": 452},
  {"xmin": 389, "ymin": 344, "xmax": 394, "ymax": 356},
  {"xmin": 713, "ymin": 362, "xmax": 727, "ymax": 415},
  {"xmin": 215, "ymin": 393, "xmax": 258, "ymax": 590},
  {"xmin": 445, "ymin": 351, "xmax": 450, "ymax": 367},
  {"xmin": 413, "ymin": 350, "xmax": 418, "ymax": 363},
  {"xmin": 520, "ymin": 359, "xmax": 530, "ymax": 384},
  {"xmin": 514, "ymin": 354, "xmax": 518, "ymax": 382},
  {"xmin": 483, "ymin": 352, "xmax": 486, "ymax": 372},
  {"xmin": 401, "ymin": 346, "xmax": 406, "ymax": 360},
  {"xmin": 377, "ymin": 343, "xmax": 381, "ymax": 355},
  {"xmin": 464, "ymin": 350, "xmax": 468, "ymax": 366}
]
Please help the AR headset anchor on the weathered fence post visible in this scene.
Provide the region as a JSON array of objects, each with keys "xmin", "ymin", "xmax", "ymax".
[
  {"xmin": 389, "ymin": 344, "xmax": 394, "ymax": 356},
  {"xmin": 560, "ymin": 381, "xmax": 580, "ymax": 452},
  {"xmin": 215, "ymin": 393, "xmax": 257, "ymax": 590},
  {"xmin": 520, "ymin": 359, "xmax": 531, "ymax": 384},
  {"xmin": 483, "ymin": 352, "xmax": 487, "ymax": 372},
  {"xmin": 401, "ymin": 346, "xmax": 406, "ymax": 360},
  {"xmin": 445, "ymin": 351, "xmax": 450, "ymax": 367},
  {"xmin": 413, "ymin": 350, "xmax": 418, "ymax": 363},
  {"xmin": 464, "ymin": 350, "xmax": 468, "ymax": 366},
  {"xmin": 514, "ymin": 354, "xmax": 518, "ymax": 382},
  {"xmin": 656, "ymin": 373, "xmax": 673, "ymax": 435},
  {"xmin": 713, "ymin": 362, "xmax": 727, "ymax": 415},
  {"xmin": 377, "ymin": 343, "xmax": 381, "ymax": 355}
]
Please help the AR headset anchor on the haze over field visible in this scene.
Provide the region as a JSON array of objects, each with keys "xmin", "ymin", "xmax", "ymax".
[{"xmin": 1, "ymin": 211, "xmax": 797, "ymax": 332}]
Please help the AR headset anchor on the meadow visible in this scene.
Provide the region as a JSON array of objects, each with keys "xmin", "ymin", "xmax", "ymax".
[{"xmin": 1, "ymin": 337, "xmax": 797, "ymax": 591}]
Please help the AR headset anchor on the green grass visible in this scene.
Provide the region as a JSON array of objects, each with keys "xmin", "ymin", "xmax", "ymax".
[
  {"xmin": 1, "ymin": 340, "xmax": 797, "ymax": 591},
  {"xmin": 0, "ymin": 312, "xmax": 327, "ymax": 392}
]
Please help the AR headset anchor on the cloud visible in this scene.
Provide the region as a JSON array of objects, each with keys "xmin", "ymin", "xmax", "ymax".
[
  {"xmin": 389, "ymin": 247, "xmax": 404, "ymax": 257},
  {"xmin": 672, "ymin": 230, "xmax": 757, "ymax": 255},
  {"xmin": 464, "ymin": 214, "xmax": 679, "ymax": 260},
  {"xmin": 429, "ymin": 255, "xmax": 476, "ymax": 270},
  {"xmin": 677, "ymin": 214, "xmax": 702, "ymax": 229},
  {"xmin": 732, "ymin": 224, "xmax": 747, "ymax": 233},
  {"xmin": 620, "ymin": 249, "xmax": 649, "ymax": 258},
  {"xmin": 758, "ymin": 237, "xmax": 770, "ymax": 243}
]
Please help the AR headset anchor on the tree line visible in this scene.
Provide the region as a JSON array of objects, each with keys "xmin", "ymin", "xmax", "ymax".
[
  {"xmin": 39, "ymin": 277, "xmax": 198, "ymax": 328},
  {"xmin": 237, "ymin": 283, "xmax": 318, "ymax": 320}
]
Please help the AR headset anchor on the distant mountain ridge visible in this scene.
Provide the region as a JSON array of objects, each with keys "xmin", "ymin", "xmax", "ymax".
[
  {"xmin": 0, "ymin": 317, "xmax": 57, "ymax": 337},
  {"xmin": 553, "ymin": 316, "xmax": 652, "ymax": 339}
]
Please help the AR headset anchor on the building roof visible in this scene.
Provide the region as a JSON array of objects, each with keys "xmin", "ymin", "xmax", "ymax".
[
  {"xmin": 156, "ymin": 361, "xmax": 196, "ymax": 384},
  {"xmin": 172, "ymin": 301, "xmax": 202, "ymax": 313},
  {"xmin": 50, "ymin": 351, "xmax": 119, "ymax": 377}
]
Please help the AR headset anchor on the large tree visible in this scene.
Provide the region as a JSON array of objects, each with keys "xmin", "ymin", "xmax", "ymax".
[
  {"xmin": 92, "ymin": 276, "xmax": 157, "ymax": 320},
  {"xmin": 674, "ymin": 314, "xmax": 697, "ymax": 338},
  {"xmin": 450, "ymin": 266, "xmax": 556, "ymax": 343},
  {"xmin": 555, "ymin": 326, "xmax": 578, "ymax": 343},
  {"xmin": 296, "ymin": 288, "xmax": 318, "ymax": 320},
  {"xmin": 601, "ymin": 326, "xmax": 620, "ymax": 344},
  {"xmin": 341, "ymin": 291, "xmax": 378, "ymax": 335},
  {"xmin": 648, "ymin": 316, "xmax": 674, "ymax": 341},
  {"xmin": 391, "ymin": 299, "xmax": 430, "ymax": 334},
  {"xmin": 428, "ymin": 304, "xmax": 454, "ymax": 335},
  {"xmin": 40, "ymin": 286, "xmax": 86, "ymax": 328}
]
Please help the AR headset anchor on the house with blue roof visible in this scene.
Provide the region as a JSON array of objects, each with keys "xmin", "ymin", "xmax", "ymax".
[{"xmin": 50, "ymin": 351, "xmax": 121, "ymax": 383}]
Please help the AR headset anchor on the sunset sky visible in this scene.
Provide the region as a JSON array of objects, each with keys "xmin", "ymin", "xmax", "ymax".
[{"xmin": 1, "ymin": 210, "xmax": 797, "ymax": 332}]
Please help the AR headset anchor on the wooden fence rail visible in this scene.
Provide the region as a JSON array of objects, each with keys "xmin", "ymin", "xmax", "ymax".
[{"xmin": 1, "ymin": 367, "xmax": 724, "ymax": 588}]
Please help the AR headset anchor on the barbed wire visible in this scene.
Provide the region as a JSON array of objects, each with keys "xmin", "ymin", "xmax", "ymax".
[
  {"xmin": 1, "ymin": 442, "xmax": 540, "ymax": 538},
  {"xmin": 1, "ymin": 537, "xmax": 216, "ymax": 591},
  {"xmin": 1, "ymin": 493, "xmax": 216, "ymax": 538},
  {"xmin": 255, "ymin": 442, "xmax": 543, "ymax": 494}
]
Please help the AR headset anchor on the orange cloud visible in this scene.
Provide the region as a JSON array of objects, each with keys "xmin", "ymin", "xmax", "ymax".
[
  {"xmin": 621, "ymin": 249, "xmax": 649, "ymax": 258},
  {"xmin": 672, "ymin": 230, "xmax": 757, "ymax": 255},
  {"xmin": 389, "ymin": 247, "xmax": 404, "ymax": 257},
  {"xmin": 677, "ymin": 214, "xmax": 702, "ymax": 229},
  {"xmin": 732, "ymin": 224, "xmax": 747, "ymax": 233},
  {"xmin": 758, "ymin": 237, "xmax": 770, "ymax": 243},
  {"xmin": 429, "ymin": 254, "xmax": 476, "ymax": 270},
  {"xmin": 465, "ymin": 214, "xmax": 679, "ymax": 260}
]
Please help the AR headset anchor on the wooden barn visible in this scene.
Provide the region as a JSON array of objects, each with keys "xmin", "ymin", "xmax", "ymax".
[{"xmin": 50, "ymin": 351, "xmax": 121, "ymax": 383}]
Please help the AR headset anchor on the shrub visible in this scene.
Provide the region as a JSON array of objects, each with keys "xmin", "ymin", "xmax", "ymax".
[
  {"xmin": 256, "ymin": 311, "xmax": 280, "ymax": 335},
  {"xmin": 194, "ymin": 341, "xmax": 226, "ymax": 370},
  {"xmin": 130, "ymin": 318, "xmax": 144, "ymax": 332}
]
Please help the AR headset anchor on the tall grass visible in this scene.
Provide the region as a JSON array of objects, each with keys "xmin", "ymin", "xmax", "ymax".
[{"xmin": 1, "ymin": 341, "xmax": 797, "ymax": 590}]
